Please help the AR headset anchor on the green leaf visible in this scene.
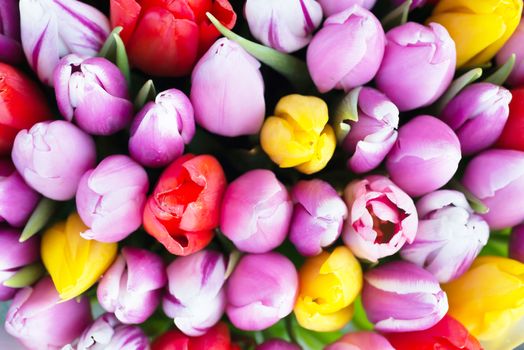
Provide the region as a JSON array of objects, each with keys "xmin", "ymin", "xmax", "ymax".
[
  {"xmin": 433, "ymin": 68, "xmax": 483, "ymax": 114},
  {"xmin": 134, "ymin": 79, "xmax": 157, "ymax": 110},
  {"xmin": 20, "ymin": 198, "xmax": 56, "ymax": 242},
  {"xmin": 333, "ymin": 87, "xmax": 361, "ymax": 144},
  {"xmin": 206, "ymin": 12, "xmax": 313, "ymax": 92},
  {"xmin": 381, "ymin": 0, "xmax": 412, "ymax": 32},
  {"xmin": 484, "ymin": 54, "xmax": 516, "ymax": 85},
  {"xmin": 291, "ymin": 315, "xmax": 342, "ymax": 348},
  {"xmin": 449, "ymin": 180, "xmax": 489, "ymax": 214},
  {"xmin": 224, "ymin": 250, "xmax": 242, "ymax": 280},
  {"xmin": 352, "ymin": 295, "xmax": 374, "ymax": 331},
  {"xmin": 480, "ymin": 237, "xmax": 508, "ymax": 257},
  {"xmin": 98, "ymin": 26, "xmax": 131, "ymax": 85},
  {"xmin": 3, "ymin": 263, "xmax": 45, "ymax": 288}
]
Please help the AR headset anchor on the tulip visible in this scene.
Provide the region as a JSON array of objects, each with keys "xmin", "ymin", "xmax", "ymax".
[
  {"xmin": 0, "ymin": 0, "xmax": 23, "ymax": 64},
  {"xmin": 341, "ymin": 87, "xmax": 399, "ymax": 173},
  {"xmin": 260, "ymin": 94, "xmax": 336, "ymax": 174},
  {"xmin": 375, "ymin": 22, "xmax": 455, "ymax": 111},
  {"xmin": 0, "ymin": 63, "xmax": 51, "ymax": 155},
  {"xmin": 440, "ymin": 83, "xmax": 511, "ymax": 155},
  {"xmin": 97, "ymin": 247, "xmax": 166, "ymax": 324},
  {"xmin": 220, "ymin": 169, "xmax": 292, "ymax": 253},
  {"xmin": 41, "ymin": 212, "xmax": 118, "ymax": 301},
  {"xmin": 318, "ymin": 0, "xmax": 376, "ymax": 16},
  {"xmin": 510, "ymin": 224, "xmax": 524, "ymax": 262},
  {"xmin": 76, "ymin": 155, "xmax": 149, "ymax": 243},
  {"xmin": 497, "ymin": 88, "xmax": 524, "ymax": 151},
  {"xmin": 257, "ymin": 339, "xmax": 301, "ymax": 350},
  {"xmin": 244, "ymin": 0, "xmax": 322, "ymax": 53},
  {"xmin": 383, "ymin": 315, "xmax": 482, "ymax": 350},
  {"xmin": 342, "ymin": 175, "xmax": 418, "ymax": 262},
  {"xmin": 386, "ymin": 115, "xmax": 461, "ymax": 197},
  {"xmin": 0, "ymin": 159, "xmax": 40, "ymax": 227},
  {"xmin": 226, "ymin": 252, "xmax": 298, "ymax": 331},
  {"xmin": 307, "ymin": 5, "xmax": 385, "ymax": 93},
  {"xmin": 12, "ymin": 120, "xmax": 97, "ymax": 201},
  {"xmin": 190, "ymin": 38, "xmax": 265, "ymax": 137},
  {"xmin": 294, "ymin": 246, "xmax": 362, "ymax": 332},
  {"xmin": 289, "ymin": 179, "xmax": 347, "ymax": 256},
  {"xmin": 362, "ymin": 261, "xmax": 449, "ymax": 332},
  {"xmin": 64, "ymin": 313, "xmax": 149, "ymax": 350},
  {"xmin": 143, "ymin": 154, "xmax": 227, "ymax": 256},
  {"xmin": 129, "ymin": 89, "xmax": 195, "ymax": 168},
  {"xmin": 0, "ymin": 228, "xmax": 40, "ymax": 301},
  {"xmin": 110, "ymin": 0, "xmax": 236, "ymax": 77},
  {"xmin": 19, "ymin": 0, "xmax": 110, "ymax": 85},
  {"xmin": 151, "ymin": 322, "xmax": 237, "ymax": 350},
  {"xmin": 462, "ymin": 149, "xmax": 524, "ymax": 229},
  {"xmin": 391, "ymin": 0, "xmax": 427, "ymax": 9},
  {"xmin": 163, "ymin": 250, "xmax": 226, "ymax": 336},
  {"xmin": 497, "ymin": 21, "xmax": 524, "ymax": 87},
  {"xmin": 428, "ymin": 0, "xmax": 523, "ymax": 68},
  {"xmin": 401, "ymin": 190, "xmax": 489, "ymax": 283},
  {"xmin": 54, "ymin": 54, "xmax": 134, "ymax": 136},
  {"xmin": 5, "ymin": 277, "xmax": 92, "ymax": 350},
  {"xmin": 443, "ymin": 256, "xmax": 524, "ymax": 350},
  {"xmin": 325, "ymin": 332, "xmax": 394, "ymax": 350}
]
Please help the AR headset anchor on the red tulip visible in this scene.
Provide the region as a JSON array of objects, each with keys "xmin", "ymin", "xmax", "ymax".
[
  {"xmin": 0, "ymin": 63, "xmax": 51, "ymax": 155},
  {"xmin": 497, "ymin": 88, "xmax": 524, "ymax": 151},
  {"xmin": 151, "ymin": 322, "xmax": 237, "ymax": 350},
  {"xmin": 383, "ymin": 315, "xmax": 482, "ymax": 350},
  {"xmin": 143, "ymin": 154, "xmax": 226, "ymax": 256},
  {"xmin": 110, "ymin": 0, "xmax": 237, "ymax": 77}
]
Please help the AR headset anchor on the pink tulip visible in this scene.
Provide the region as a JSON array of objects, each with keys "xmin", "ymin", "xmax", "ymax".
[
  {"xmin": 325, "ymin": 332, "xmax": 395, "ymax": 350},
  {"xmin": 0, "ymin": 0, "xmax": 23, "ymax": 64},
  {"xmin": 497, "ymin": 21, "xmax": 524, "ymax": 87},
  {"xmin": 510, "ymin": 224, "xmax": 524, "ymax": 263},
  {"xmin": 318, "ymin": 0, "xmax": 376, "ymax": 16},
  {"xmin": 257, "ymin": 339, "xmax": 301, "ymax": 350}
]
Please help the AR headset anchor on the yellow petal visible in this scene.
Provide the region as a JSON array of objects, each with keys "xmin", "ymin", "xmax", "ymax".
[
  {"xmin": 294, "ymin": 298, "xmax": 354, "ymax": 332},
  {"xmin": 296, "ymin": 125, "xmax": 336, "ymax": 174},
  {"xmin": 274, "ymin": 94, "xmax": 329, "ymax": 134}
]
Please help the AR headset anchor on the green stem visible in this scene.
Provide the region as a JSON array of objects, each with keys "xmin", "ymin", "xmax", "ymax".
[
  {"xmin": 285, "ymin": 316, "xmax": 298, "ymax": 345},
  {"xmin": 134, "ymin": 79, "xmax": 157, "ymax": 110},
  {"xmin": 381, "ymin": 0, "xmax": 412, "ymax": 32},
  {"xmin": 433, "ymin": 68, "xmax": 483, "ymax": 114},
  {"xmin": 484, "ymin": 54, "xmax": 516, "ymax": 85},
  {"xmin": 20, "ymin": 198, "xmax": 56, "ymax": 242}
]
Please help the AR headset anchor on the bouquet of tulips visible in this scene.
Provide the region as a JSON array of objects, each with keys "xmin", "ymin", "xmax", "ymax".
[{"xmin": 2, "ymin": 0, "xmax": 524, "ymax": 349}]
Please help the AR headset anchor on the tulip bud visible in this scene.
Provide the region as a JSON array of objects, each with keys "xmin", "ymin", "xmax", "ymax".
[
  {"xmin": 386, "ymin": 115, "xmax": 461, "ymax": 197},
  {"xmin": 152, "ymin": 323, "xmax": 237, "ymax": 350},
  {"xmin": 144, "ymin": 154, "xmax": 227, "ymax": 256},
  {"xmin": 401, "ymin": 190, "xmax": 489, "ymax": 283},
  {"xmin": 318, "ymin": 0, "xmax": 376, "ymax": 16},
  {"xmin": 428, "ymin": 0, "xmax": 523, "ymax": 68},
  {"xmin": 257, "ymin": 339, "xmax": 301, "ymax": 350},
  {"xmin": 307, "ymin": 5, "xmax": 385, "ymax": 93},
  {"xmin": 226, "ymin": 253, "xmax": 298, "ymax": 331},
  {"xmin": 221, "ymin": 170, "xmax": 292, "ymax": 253},
  {"xmin": 12, "ymin": 120, "xmax": 97, "ymax": 201},
  {"xmin": 341, "ymin": 87, "xmax": 399, "ymax": 173},
  {"xmin": 244, "ymin": 0, "xmax": 322, "ymax": 53},
  {"xmin": 497, "ymin": 22, "xmax": 524, "ymax": 87},
  {"xmin": 260, "ymin": 94, "xmax": 336, "ymax": 174},
  {"xmin": 289, "ymin": 179, "xmax": 347, "ymax": 256},
  {"xmin": 325, "ymin": 331, "xmax": 395, "ymax": 350},
  {"xmin": 19, "ymin": 0, "xmax": 110, "ymax": 85},
  {"xmin": 0, "ymin": 228, "xmax": 39, "ymax": 301},
  {"xmin": 54, "ymin": 54, "xmax": 133, "ymax": 136},
  {"xmin": 342, "ymin": 176, "xmax": 418, "ymax": 262},
  {"xmin": 97, "ymin": 247, "xmax": 166, "ymax": 324},
  {"xmin": 294, "ymin": 246, "xmax": 362, "ymax": 332},
  {"xmin": 440, "ymin": 83, "xmax": 511, "ymax": 155},
  {"xmin": 462, "ymin": 149, "xmax": 524, "ymax": 229},
  {"xmin": 76, "ymin": 155, "xmax": 149, "ymax": 243},
  {"xmin": 190, "ymin": 38, "xmax": 265, "ymax": 137},
  {"xmin": 362, "ymin": 261, "xmax": 449, "ymax": 332},
  {"xmin": 510, "ymin": 224, "xmax": 524, "ymax": 262},
  {"xmin": 5, "ymin": 277, "xmax": 92, "ymax": 349},
  {"xmin": 42, "ymin": 213, "xmax": 118, "ymax": 301},
  {"xmin": 129, "ymin": 89, "xmax": 195, "ymax": 168},
  {"xmin": 0, "ymin": 0, "xmax": 23, "ymax": 64},
  {"xmin": 443, "ymin": 256, "xmax": 524, "ymax": 350},
  {"xmin": 0, "ymin": 159, "xmax": 40, "ymax": 227},
  {"xmin": 496, "ymin": 88, "xmax": 524, "ymax": 151}
]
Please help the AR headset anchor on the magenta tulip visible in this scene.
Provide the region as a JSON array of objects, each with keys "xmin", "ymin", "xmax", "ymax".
[
  {"xmin": 257, "ymin": 339, "xmax": 301, "ymax": 350},
  {"xmin": 510, "ymin": 224, "xmax": 524, "ymax": 263},
  {"xmin": 497, "ymin": 21, "xmax": 524, "ymax": 87},
  {"xmin": 318, "ymin": 0, "xmax": 376, "ymax": 16},
  {"xmin": 0, "ymin": 0, "xmax": 23, "ymax": 64},
  {"xmin": 325, "ymin": 332, "xmax": 395, "ymax": 350}
]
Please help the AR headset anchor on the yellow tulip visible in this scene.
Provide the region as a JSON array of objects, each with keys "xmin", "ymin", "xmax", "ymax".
[
  {"xmin": 443, "ymin": 256, "xmax": 524, "ymax": 350},
  {"xmin": 294, "ymin": 246, "xmax": 363, "ymax": 331},
  {"xmin": 41, "ymin": 213, "xmax": 117, "ymax": 301},
  {"xmin": 260, "ymin": 94, "xmax": 336, "ymax": 174},
  {"xmin": 428, "ymin": 0, "xmax": 523, "ymax": 68}
]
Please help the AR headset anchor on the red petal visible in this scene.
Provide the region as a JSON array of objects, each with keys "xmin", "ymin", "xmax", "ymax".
[
  {"xmin": 151, "ymin": 330, "xmax": 190, "ymax": 350},
  {"xmin": 497, "ymin": 88, "xmax": 524, "ymax": 151},
  {"xmin": 197, "ymin": 0, "xmax": 237, "ymax": 56},
  {"xmin": 190, "ymin": 323, "xmax": 232, "ymax": 350},
  {"xmin": 110, "ymin": 0, "xmax": 142, "ymax": 43}
]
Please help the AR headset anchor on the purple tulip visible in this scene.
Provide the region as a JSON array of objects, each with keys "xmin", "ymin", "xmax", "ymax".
[
  {"xmin": 226, "ymin": 252, "xmax": 298, "ymax": 331},
  {"xmin": 510, "ymin": 224, "xmax": 524, "ymax": 262},
  {"xmin": 318, "ymin": 0, "xmax": 376, "ymax": 16},
  {"xmin": 5, "ymin": 277, "xmax": 92, "ymax": 349},
  {"xmin": 400, "ymin": 190, "xmax": 489, "ymax": 283},
  {"xmin": 391, "ymin": 0, "xmax": 427, "ymax": 9},
  {"xmin": 0, "ymin": 228, "xmax": 40, "ymax": 301},
  {"xmin": 342, "ymin": 87, "xmax": 399, "ymax": 173},
  {"xmin": 19, "ymin": 0, "xmax": 110, "ymax": 85},
  {"xmin": 0, "ymin": 159, "xmax": 39, "ymax": 227},
  {"xmin": 497, "ymin": 21, "xmax": 524, "ymax": 87},
  {"xmin": 97, "ymin": 247, "xmax": 166, "ymax": 324},
  {"xmin": 11, "ymin": 120, "xmax": 97, "ymax": 201},
  {"xmin": 289, "ymin": 179, "xmax": 347, "ymax": 256},
  {"xmin": 307, "ymin": 5, "xmax": 385, "ymax": 93},
  {"xmin": 191, "ymin": 38, "xmax": 265, "ymax": 137},
  {"xmin": 0, "ymin": 0, "xmax": 23, "ymax": 64},
  {"xmin": 257, "ymin": 339, "xmax": 301, "ymax": 350},
  {"xmin": 220, "ymin": 169, "xmax": 292, "ymax": 253},
  {"xmin": 362, "ymin": 261, "xmax": 449, "ymax": 332},
  {"xmin": 386, "ymin": 115, "xmax": 461, "ymax": 197},
  {"xmin": 462, "ymin": 149, "xmax": 524, "ymax": 230},
  {"xmin": 325, "ymin": 331, "xmax": 395, "ymax": 350},
  {"xmin": 376, "ymin": 22, "xmax": 456, "ymax": 111},
  {"xmin": 244, "ymin": 0, "xmax": 322, "ymax": 53},
  {"xmin": 76, "ymin": 155, "xmax": 149, "ymax": 243},
  {"xmin": 163, "ymin": 250, "xmax": 226, "ymax": 336},
  {"xmin": 129, "ymin": 89, "xmax": 195, "ymax": 168},
  {"xmin": 440, "ymin": 83, "xmax": 511, "ymax": 155},
  {"xmin": 54, "ymin": 54, "xmax": 134, "ymax": 136}
]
